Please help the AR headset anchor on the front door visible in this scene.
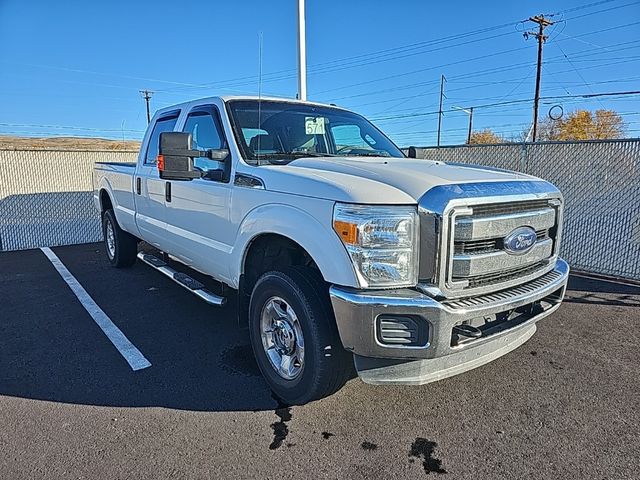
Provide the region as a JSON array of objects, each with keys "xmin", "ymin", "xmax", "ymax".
[{"xmin": 164, "ymin": 105, "xmax": 234, "ymax": 283}]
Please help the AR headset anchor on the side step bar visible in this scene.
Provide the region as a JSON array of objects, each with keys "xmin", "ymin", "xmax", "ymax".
[{"xmin": 137, "ymin": 252, "xmax": 226, "ymax": 306}]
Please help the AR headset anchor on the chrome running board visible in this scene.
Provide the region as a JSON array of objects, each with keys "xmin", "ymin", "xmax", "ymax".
[{"xmin": 137, "ymin": 252, "xmax": 225, "ymax": 306}]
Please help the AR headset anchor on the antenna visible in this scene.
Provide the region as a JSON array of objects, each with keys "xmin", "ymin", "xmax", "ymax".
[{"xmin": 257, "ymin": 31, "xmax": 263, "ymax": 161}]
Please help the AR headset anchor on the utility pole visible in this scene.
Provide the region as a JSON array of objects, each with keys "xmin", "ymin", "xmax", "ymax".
[
  {"xmin": 437, "ymin": 74, "xmax": 446, "ymax": 146},
  {"xmin": 525, "ymin": 14, "xmax": 553, "ymax": 142},
  {"xmin": 297, "ymin": 0, "xmax": 307, "ymax": 101},
  {"xmin": 452, "ymin": 105, "xmax": 474, "ymax": 144},
  {"xmin": 140, "ymin": 90, "xmax": 153, "ymax": 124}
]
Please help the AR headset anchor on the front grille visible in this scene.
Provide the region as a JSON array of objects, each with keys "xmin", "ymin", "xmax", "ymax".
[
  {"xmin": 417, "ymin": 181, "xmax": 563, "ymax": 299},
  {"xmin": 447, "ymin": 197, "xmax": 560, "ymax": 292},
  {"xmin": 455, "ymin": 229, "xmax": 549, "ymax": 254}
]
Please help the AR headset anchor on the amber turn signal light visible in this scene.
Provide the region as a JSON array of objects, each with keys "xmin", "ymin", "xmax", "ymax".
[{"xmin": 333, "ymin": 220, "xmax": 358, "ymax": 245}]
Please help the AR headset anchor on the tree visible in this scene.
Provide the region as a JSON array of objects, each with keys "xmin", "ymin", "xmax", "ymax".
[
  {"xmin": 538, "ymin": 109, "xmax": 625, "ymax": 141},
  {"xmin": 468, "ymin": 129, "xmax": 503, "ymax": 144}
]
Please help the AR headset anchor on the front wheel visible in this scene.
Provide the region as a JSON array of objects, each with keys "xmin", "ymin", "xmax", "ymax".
[
  {"xmin": 102, "ymin": 209, "xmax": 138, "ymax": 268},
  {"xmin": 248, "ymin": 267, "xmax": 353, "ymax": 405}
]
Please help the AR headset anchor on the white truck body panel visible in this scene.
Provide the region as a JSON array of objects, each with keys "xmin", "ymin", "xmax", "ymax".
[
  {"xmin": 94, "ymin": 95, "xmax": 569, "ymax": 389},
  {"xmin": 256, "ymin": 157, "xmax": 535, "ymax": 204}
]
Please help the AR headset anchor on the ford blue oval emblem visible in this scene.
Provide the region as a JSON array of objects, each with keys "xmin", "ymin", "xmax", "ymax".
[{"xmin": 503, "ymin": 227, "xmax": 537, "ymax": 255}]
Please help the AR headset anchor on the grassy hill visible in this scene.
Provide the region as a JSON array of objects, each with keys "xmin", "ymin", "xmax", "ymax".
[{"xmin": 0, "ymin": 135, "xmax": 141, "ymax": 151}]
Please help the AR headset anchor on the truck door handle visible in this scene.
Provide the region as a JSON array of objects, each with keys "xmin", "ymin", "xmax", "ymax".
[
  {"xmin": 136, "ymin": 177, "xmax": 141, "ymax": 195},
  {"xmin": 165, "ymin": 181, "xmax": 171, "ymax": 202}
]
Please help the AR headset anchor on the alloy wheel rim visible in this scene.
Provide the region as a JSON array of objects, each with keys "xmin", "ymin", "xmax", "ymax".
[
  {"xmin": 106, "ymin": 220, "xmax": 116, "ymax": 259},
  {"xmin": 260, "ymin": 296, "xmax": 305, "ymax": 380}
]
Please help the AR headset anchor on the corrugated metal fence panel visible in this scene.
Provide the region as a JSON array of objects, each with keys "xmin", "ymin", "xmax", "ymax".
[
  {"xmin": 0, "ymin": 150, "xmax": 138, "ymax": 251},
  {"xmin": 414, "ymin": 139, "xmax": 640, "ymax": 281}
]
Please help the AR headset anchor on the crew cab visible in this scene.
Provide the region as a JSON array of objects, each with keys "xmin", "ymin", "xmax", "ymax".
[{"xmin": 94, "ymin": 96, "xmax": 569, "ymax": 404}]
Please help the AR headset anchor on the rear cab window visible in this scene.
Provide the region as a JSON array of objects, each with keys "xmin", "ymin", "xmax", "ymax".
[{"xmin": 144, "ymin": 111, "xmax": 180, "ymax": 165}]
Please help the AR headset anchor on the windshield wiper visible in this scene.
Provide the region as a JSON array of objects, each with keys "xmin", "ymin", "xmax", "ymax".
[
  {"xmin": 342, "ymin": 152, "xmax": 390, "ymax": 157},
  {"xmin": 255, "ymin": 151, "xmax": 339, "ymax": 163}
]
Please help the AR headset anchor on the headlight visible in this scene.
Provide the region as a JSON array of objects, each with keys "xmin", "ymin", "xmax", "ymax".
[{"xmin": 333, "ymin": 203, "xmax": 419, "ymax": 288}]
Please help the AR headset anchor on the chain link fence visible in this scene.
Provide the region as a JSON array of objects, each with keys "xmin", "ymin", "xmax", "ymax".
[
  {"xmin": 2, "ymin": 142, "xmax": 638, "ymax": 282},
  {"xmin": 411, "ymin": 139, "xmax": 640, "ymax": 282},
  {"xmin": 0, "ymin": 149, "xmax": 137, "ymax": 251}
]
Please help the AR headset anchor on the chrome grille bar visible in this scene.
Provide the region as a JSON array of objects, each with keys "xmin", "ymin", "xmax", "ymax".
[
  {"xmin": 470, "ymin": 199, "xmax": 552, "ymax": 216},
  {"xmin": 454, "ymin": 208, "xmax": 555, "ymax": 241},
  {"xmin": 455, "ymin": 229, "xmax": 548, "ymax": 254},
  {"xmin": 452, "ymin": 238, "xmax": 554, "ymax": 278}
]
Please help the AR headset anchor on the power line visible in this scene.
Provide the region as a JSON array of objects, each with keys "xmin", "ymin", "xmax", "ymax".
[
  {"xmin": 156, "ymin": 21, "xmax": 526, "ymax": 95},
  {"xmin": 158, "ymin": 29, "xmax": 524, "ymax": 96},
  {"xmin": 321, "ymin": 22, "xmax": 640, "ymax": 101},
  {"xmin": 549, "ymin": 0, "xmax": 618, "ymax": 16},
  {"xmin": 370, "ymin": 90, "xmax": 640, "ymax": 121},
  {"xmin": 555, "ymin": 43, "xmax": 607, "ymax": 108},
  {"xmin": 561, "ymin": 0, "xmax": 640, "ymax": 20},
  {"xmin": 345, "ymin": 38, "xmax": 640, "ymax": 115},
  {"xmin": 155, "ymin": 2, "xmax": 640, "ymax": 96},
  {"xmin": 147, "ymin": 9, "xmax": 640, "ymax": 100},
  {"xmin": 352, "ymin": 54, "xmax": 640, "ymax": 113}
]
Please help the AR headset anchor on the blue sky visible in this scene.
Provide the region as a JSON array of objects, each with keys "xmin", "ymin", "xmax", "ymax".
[{"xmin": 1, "ymin": 0, "xmax": 639, "ymax": 146}]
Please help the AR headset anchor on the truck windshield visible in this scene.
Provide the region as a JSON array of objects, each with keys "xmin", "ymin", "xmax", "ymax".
[{"xmin": 227, "ymin": 100, "xmax": 404, "ymax": 165}]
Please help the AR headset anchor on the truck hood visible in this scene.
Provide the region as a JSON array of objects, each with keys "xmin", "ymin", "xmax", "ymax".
[{"xmin": 255, "ymin": 156, "xmax": 535, "ymax": 204}]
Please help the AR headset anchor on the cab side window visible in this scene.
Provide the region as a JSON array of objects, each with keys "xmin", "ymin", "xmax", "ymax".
[
  {"xmin": 183, "ymin": 108, "xmax": 227, "ymax": 178},
  {"xmin": 145, "ymin": 113, "xmax": 179, "ymax": 165}
]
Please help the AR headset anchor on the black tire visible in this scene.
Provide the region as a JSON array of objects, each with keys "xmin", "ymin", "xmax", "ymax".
[
  {"xmin": 248, "ymin": 267, "xmax": 353, "ymax": 405},
  {"xmin": 102, "ymin": 209, "xmax": 138, "ymax": 268}
]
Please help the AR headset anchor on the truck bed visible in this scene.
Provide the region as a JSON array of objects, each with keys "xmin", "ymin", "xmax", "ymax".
[{"xmin": 93, "ymin": 161, "xmax": 139, "ymax": 238}]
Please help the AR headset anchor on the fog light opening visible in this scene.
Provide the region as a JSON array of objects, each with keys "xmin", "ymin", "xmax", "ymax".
[{"xmin": 376, "ymin": 315, "xmax": 429, "ymax": 347}]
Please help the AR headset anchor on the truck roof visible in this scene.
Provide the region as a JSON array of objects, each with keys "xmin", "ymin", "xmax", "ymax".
[{"xmin": 153, "ymin": 95, "xmax": 349, "ymax": 118}]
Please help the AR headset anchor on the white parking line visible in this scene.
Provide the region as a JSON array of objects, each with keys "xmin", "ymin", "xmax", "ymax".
[{"xmin": 40, "ymin": 247, "xmax": 152, "ymax": 371}]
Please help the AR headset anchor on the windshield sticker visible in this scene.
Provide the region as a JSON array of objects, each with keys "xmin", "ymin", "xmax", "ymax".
[{"xmin": 305, "ymin": 117, "xmax": 326, "ymax": 135}]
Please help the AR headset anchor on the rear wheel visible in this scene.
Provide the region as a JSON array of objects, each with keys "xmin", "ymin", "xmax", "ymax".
[
  {"xmin": 248, "ymin": 267, "xmax": 353, "ymax": 405},
  {"xmin": 102, "ymin": 209, "xmax": 138, "ymax": 268}
]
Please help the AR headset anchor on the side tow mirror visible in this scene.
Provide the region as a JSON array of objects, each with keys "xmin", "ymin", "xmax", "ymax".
[
  {"xmin": 158, "ymin": 132, "xmax": 202, "ymax": 181},
  {"xmin": 407, "ymin": 146, "xmax": 418, "ymax": 158}
]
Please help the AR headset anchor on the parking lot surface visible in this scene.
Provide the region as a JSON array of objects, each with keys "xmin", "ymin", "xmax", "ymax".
[{"xmin": 1, "ymin": 243, "xmax": 639, "ymax": 479}]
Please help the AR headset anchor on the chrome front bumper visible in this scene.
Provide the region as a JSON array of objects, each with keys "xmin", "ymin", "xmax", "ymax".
[{"xmin": 329, "ymin": 258, "xmax": 569, "ymax": 385}]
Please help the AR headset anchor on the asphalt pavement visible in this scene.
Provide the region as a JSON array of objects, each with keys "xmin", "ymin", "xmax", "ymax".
[{"xmin": 0, "ymin": 243, "xmax": 638, "ymax": 479}]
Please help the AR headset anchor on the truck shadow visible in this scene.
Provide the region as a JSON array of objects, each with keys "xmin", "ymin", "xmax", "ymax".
[
  {"xmin": 0, "ymin": 245, "xmax": 338, "ymax": 412},
  {"xmin": 564, "ymin": 275, "xmax": 640, "ymax": 307}
]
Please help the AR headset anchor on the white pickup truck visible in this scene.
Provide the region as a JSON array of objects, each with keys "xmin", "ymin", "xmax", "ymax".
[{"xmin": 94, "ymin": 96, "xmax": 569, "ymax": 404}]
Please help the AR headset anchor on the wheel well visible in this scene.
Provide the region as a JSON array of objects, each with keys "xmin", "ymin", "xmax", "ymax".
[
  {"xmin": 242, "ymin": 234, "xmax": 320, "ymax": 294},
  {"xmin": 100, "ymin": 189, "xmax": 113, "ymax": 215}
]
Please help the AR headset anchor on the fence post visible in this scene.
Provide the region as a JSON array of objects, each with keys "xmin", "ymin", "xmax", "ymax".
[{"xmin": 519, "ymin": 142, "xmax": 528, "ymax": 173}]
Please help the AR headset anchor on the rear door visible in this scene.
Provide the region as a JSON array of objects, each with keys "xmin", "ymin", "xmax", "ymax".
[
  {"xmin": 134, "ymin": 111, "xmax": 179, "ymax": 248},
  {"xmin": 163, "ymin": 104, "xmax": 234, "ymax": 282}
]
